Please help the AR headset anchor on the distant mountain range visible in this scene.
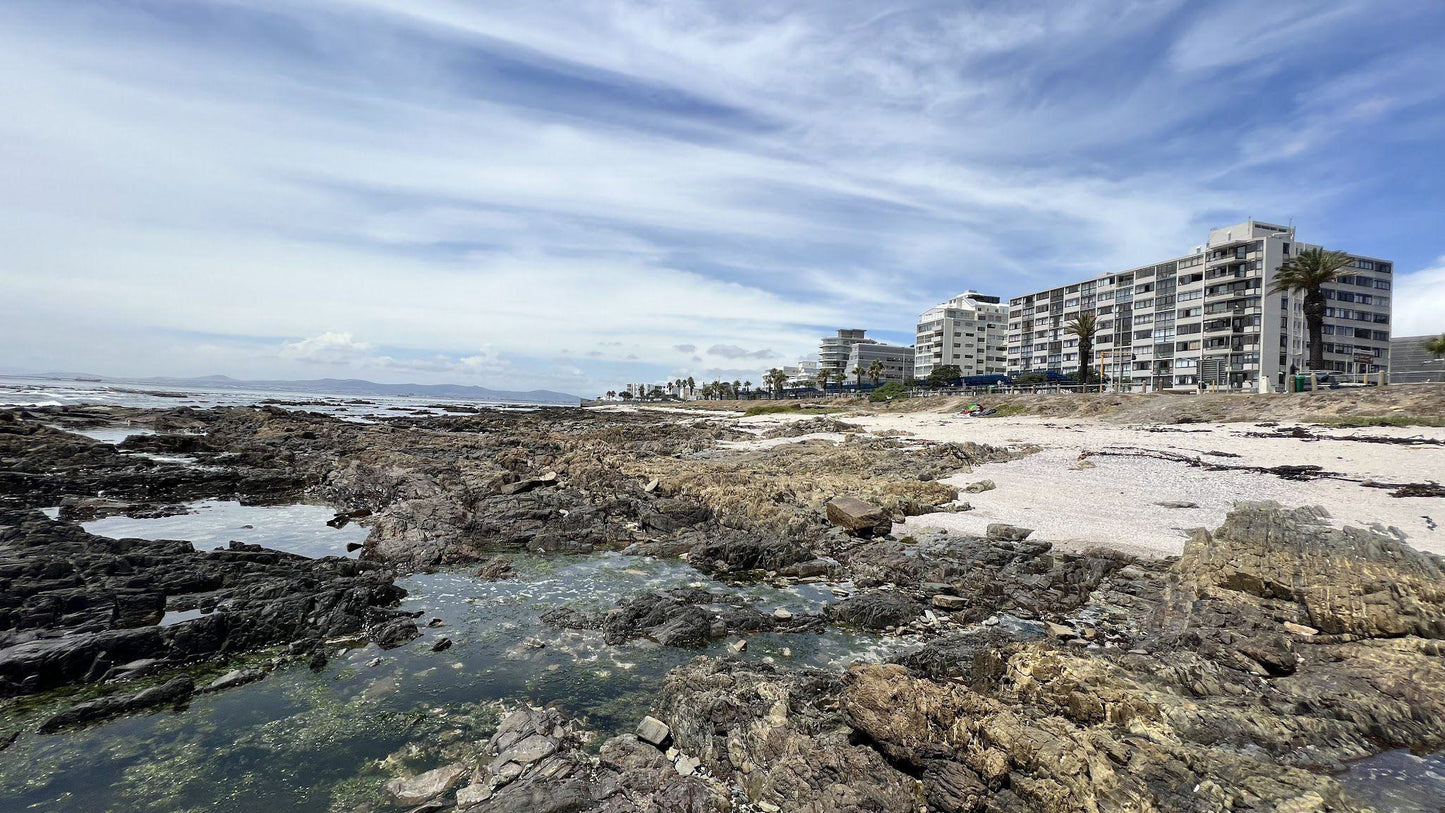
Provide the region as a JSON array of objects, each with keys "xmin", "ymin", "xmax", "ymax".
[{"xmin": 8, "ymin": 372, "xmax": 582, "ymax": 405}]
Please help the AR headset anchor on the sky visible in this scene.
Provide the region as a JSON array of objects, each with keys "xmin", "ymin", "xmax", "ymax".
[{"xmin": 2, "ymin": 0, "xmax": 1444, "ymax": 396}]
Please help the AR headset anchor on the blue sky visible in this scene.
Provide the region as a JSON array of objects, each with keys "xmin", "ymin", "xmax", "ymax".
[{"xmin": 2, "ymin": 0, "xmax": 1443, "ymax": 395}]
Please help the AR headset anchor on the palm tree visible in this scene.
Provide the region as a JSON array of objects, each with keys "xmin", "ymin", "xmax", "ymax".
[
  {"xmin": 866, "ymin": 359, "xmax": 884, "ymax": 387},
  {"xmin": 1269, "ymin": 247, "xmax": 1353, "ymax": 371},
  {"xmin": 1065, "ymin": 311, "xmax": 1099, "ymax": 391},
  {"xmin": 815, "ymin": 370, "xmax": 830, "ymax": 392},
  {"xmin": 1424, "ymin": 334, "xmax": 1445, "ymax": 359},
  {"xmin": 767, "ymin": 368, "xmax": 788, "ymax": 397},
  {"xmin": 686, "ymin": 376, "xmax": 696, "ymax": 398},
  {"xmin": 832, "ymin": 369, "xmax": 847, "ymax": 390}
]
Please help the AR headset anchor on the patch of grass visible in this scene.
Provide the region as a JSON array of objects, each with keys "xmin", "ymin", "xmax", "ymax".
[
  {"xmin": 743, "ymin": 404, "xmax": 803, "ymax": 416},
  {"xmin": 1314, "ymin": 415, "xmax": 1445, "ymax": 428},
  {"xmin": 743, "ymin": 403, "xmax": 846, "ymax": 416}
]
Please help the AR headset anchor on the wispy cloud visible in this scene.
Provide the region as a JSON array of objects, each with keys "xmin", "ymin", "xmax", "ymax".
[{"xmin": 1, "ymin": 0, "xmax": 1442, "ymax": 394}]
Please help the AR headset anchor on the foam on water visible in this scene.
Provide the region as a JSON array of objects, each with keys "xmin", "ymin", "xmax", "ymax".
[{"xmin": 1337, "ymin": 749, "xmax": 1445, "ymax": 811}]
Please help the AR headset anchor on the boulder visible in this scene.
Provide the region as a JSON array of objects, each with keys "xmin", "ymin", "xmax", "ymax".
[
  {"xmin": 826, "ymin": 497, "xmax": 891, "ymax": 537},
  {"xmin": 931, "ymin": 594, "xmax": 968, "ymax": 611},
  {"xmin": 986, "ymin": 523, "xmax": 1033, "ymax": 541},
  {"xmin": 636, "ymin": 715, "xmax": 671, "ymax": 747},
  {"xmin": 384, "ymin": 763, "xmax": 467, "ymax": 806},
  {"xmin": 370, "ymin": 617, "xmax": 420, "ymax": 650},
  {"xmin": 827, "ymin": 592, "xmax": 924, "ymax": 630},
  {"xmin": 455, "ymin": 781, "xmax": 492, "ymax": 808},
  {"xmin": 475, "ymin": 555, "xmax": 517, "ymax": 581}
]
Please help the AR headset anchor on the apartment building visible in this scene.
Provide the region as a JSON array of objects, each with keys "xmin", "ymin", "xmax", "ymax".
[
  {"xmin": 914, "ymin": 291, "xmax": 1009, "ymax": 379},
  {"xmin": 844, "ymin": 341, "xmax": 915, "ymax": 384},
  {"xmin": 1006, "ymin": 221, "xmax": 1393, "ymax": 393},
  {"xmin": 781, "ymin": 359, "xmax": 822, "ymax": 388},
  {"xmin": 818, "ymin": 329, "xmax": 873, "ymax": 379}
]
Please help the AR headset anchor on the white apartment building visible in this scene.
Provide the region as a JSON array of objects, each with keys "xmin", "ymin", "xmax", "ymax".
[
  {"xmin": 844, "ymin": 341, "xmax": 915, "ymax": 384},
  {"xmin": 781, "ymin": 359, "xmax": 822, "ymax": 388},
  {"xmin": 1007, "ymin": 221, "xmax": 1392, "ymax": 393},
  {"xmin": 818, "ymin": 329, "xmax": 872, "ymax": 379},
  {"xmin": 914, "ymin": 291, "xmax": 1009, "ymax": 379}
]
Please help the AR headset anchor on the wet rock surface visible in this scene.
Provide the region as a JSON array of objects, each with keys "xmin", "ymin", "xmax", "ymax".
[
  {"xmin": 543, "ymin": 586, "xmax": 825, "ymax": 646},
  {"xmin": 385, "ymin": 706, "xmax": 735, "ymax": 813},
  {"xmin": 0, "ymin": 508, "xmax": 407, "ymax": 698}
]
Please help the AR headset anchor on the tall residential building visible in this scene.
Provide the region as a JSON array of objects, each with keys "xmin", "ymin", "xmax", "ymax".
[
  {"xmin": 1389, "ymin": 335, "xmax": 1444, "ymax": 383},
  {"xmin": 1006, "ymin": 221, "xmax": 1392, "ymax": 393},
  {"xmin": 818, "ymin": 329, "xmax": 872, "ymax": 379},
  {"xmin": 914, "ymin": 291, "xmax": 1009, "ymax": 379},
  {"xmin": 844, "ymin": 342, "xmax": 915, "ymax": 384}
]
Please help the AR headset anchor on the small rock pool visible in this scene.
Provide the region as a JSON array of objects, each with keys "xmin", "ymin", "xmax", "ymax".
[{"xmin": 82, "ymin": 500, "xmax": 370, "ymax": 558}]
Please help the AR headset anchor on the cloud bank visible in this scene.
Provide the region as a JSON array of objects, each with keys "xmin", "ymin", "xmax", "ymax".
[{"xmin": 1, "ymin": 0, "xmax": 1442, "ymax": 394}]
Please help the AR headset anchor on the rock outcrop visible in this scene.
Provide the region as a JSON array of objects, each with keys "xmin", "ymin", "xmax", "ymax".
[
  {"xmin": 395, "ymin": 706, "xmax": 732, "ymax": 812},
  {"xmin": 0, "ymin": 509, "xmax": 406, "ymax": 699},
  {"xmin": 543, "ymin": 586, "xmax": 824, "ymax": 647},
  {"xmin": 639, "ymin": 503, "xmax": 1445, "ymax": 812}
]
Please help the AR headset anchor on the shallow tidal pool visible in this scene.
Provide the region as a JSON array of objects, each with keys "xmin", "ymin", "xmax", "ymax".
[
  {"xmin": 0, "ymin": 509, "xmax": 897, "ymax": 812},
  {"xmin": 82, "ymin": 500, "xmax": 370, "ymax": 559}
]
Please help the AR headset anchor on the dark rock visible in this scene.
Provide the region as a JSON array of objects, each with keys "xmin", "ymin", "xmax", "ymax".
[
  {"xmin": 826, "ymin": 591, "xmax": 923, "ymax": 630},
  {"xmin": 499, "ymin": 471, "xmax": 558, "ymax": 495},
  {"xmin": 369, "ymin": 617, "xmax": 420, "ymax": 650},
  {"xmin": 475, "ymin": 555, "xmax": 517, "ymax": 581},
  {"xmin": 0, "ymin": 509, "xmax": 405, "ymax": 698},
  {"xmin": 545, "ymin": 587, "xmax": 824, "ymax": 647},
  {"xmin": 39, "ymin": 676, "xmax": 194, "ymax": 732}
]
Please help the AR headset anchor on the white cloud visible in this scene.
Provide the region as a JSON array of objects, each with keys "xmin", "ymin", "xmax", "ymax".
[
  {"xmin": 1394, "ymin": 257, "xmax": 1445, "ymax": 337},
  {"xmin": 279, "ymin": 332, "xmax": 373, "ymax": 364},
  {"xmin": 706, "ymin": 344, "xmax": 777, "ymax": 360},
  {"xmin": 0, "ymin": 0, "xmax": 1441, "ymax": 395}
]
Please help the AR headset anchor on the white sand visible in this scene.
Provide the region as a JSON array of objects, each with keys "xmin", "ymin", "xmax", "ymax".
[{"xmin": 746, "ymin": 411, "xmax": 1445, "ymax": 558}]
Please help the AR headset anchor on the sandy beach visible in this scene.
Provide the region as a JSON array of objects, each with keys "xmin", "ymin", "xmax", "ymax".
[{"xmin": 732, "ymin": 409, "xmax": 1445, "ymax": 557}]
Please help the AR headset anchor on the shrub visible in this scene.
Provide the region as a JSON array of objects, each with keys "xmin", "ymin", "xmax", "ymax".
[{"xmin": 869, "ymin": 382, "xmax": 908, "ymax": 403}]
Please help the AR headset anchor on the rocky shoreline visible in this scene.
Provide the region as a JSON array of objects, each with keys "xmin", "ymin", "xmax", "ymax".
[{"xmin": 3, "ymin": 401, "xmax": 1444, "ymax": 811}]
